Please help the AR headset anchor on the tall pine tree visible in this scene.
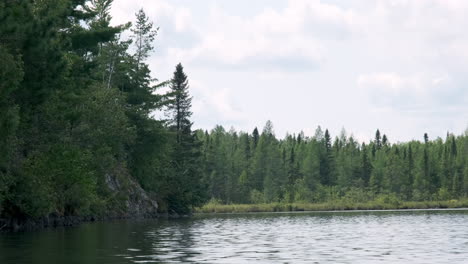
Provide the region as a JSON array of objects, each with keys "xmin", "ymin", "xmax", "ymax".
[{"xmin": 166, "ymin": 63, "xmax": 207, "ymax": 214}]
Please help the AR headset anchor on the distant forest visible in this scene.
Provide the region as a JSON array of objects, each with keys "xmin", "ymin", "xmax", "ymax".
[
  {"xmin": 200, "ymin": 123, "xmax": 468, "ymax": 204},
  {"xmin": 1, "ymin": 1, "xmax": 468, "ymax": 221}
]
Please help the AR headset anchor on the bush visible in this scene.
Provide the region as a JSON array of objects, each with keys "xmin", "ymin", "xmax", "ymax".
[
  {"xmin": 437, "ymin": 187, "xmax": 451, "ymax": 201},
  {"xmin": 376, "ymin": 193, "xmax": 401, "ymax": 206},
  {"xmin": 16, "ymin": 144, "xmax": 97, "ymax": 217},
  {"xmin": 250, "ymin": 189, "xmax": 265, "ymax": 204},
  {"xmin": 342, "ymin": 187, "xmax": 374, "ymax": 203}
]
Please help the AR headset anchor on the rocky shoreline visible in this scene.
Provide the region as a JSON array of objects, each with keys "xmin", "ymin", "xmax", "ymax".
[
  {"xmin": 0, "ymin": 172, "xmax": 163, "ymax": 232},
  {"xmin": 0, "ymin": 212, "xmax": 162, "ymax": 232}
]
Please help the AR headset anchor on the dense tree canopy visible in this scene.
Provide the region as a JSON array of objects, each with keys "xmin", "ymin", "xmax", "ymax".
[
  {"xmin": 199, "ymin": 123, "xmax": 468, "ymax": 204},
  {"xmin": 0, "ymin": 0, "xmax": 205, "ymax": 219},
  {"xmin": 1, "ymin": 0, "xmax": 467, "ymax": 223}
]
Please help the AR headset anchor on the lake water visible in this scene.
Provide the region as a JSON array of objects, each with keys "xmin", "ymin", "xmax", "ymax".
[{"xmin": 1, "ymin": 209, "xmax": 468, "ymax": 263}]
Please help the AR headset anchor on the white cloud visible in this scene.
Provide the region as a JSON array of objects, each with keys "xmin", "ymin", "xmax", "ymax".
[
  {"xmin": 191, "ymin": 80, "xmax": 247, "ymax": 123},
  {"xmin": 358, "ymin": 72, "xmax": 428, "ymax": 97},
  {"xmin": 110, "ymin": 0, "xmax": 468, "ymax": 141},
  {"xmin": 357, "ymin": 72, "xmax": 462, "ymax": 110},
  {"xmin": 174, "ymin": 7, "xmax": 192, "ymax": 32},
  {"xmin": 154, "ymin": 0, "xmax": 361, "ymax": 71}
]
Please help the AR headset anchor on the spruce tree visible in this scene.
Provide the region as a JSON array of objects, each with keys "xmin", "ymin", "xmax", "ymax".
[
  {"xmin": 375, "ymin": 129, "xmax": 382, "ymax": 150},
  {"xmin": 252, "ymin": 127, "xmax": 260, "ymax": 149},
  {"xmin": 320, "ymin": 129, "xmax": 335, "ymax": 186},
  {"xmin": 382, "ymin": 134, "xmax": 388, "ymax": 147},
  {"xmin": 405, "ymin": 144, "xmax": 415, "ymax": 199},
  {"xmin": 360, "ymin": 143, "xmax": 372, "ymax": 186},
  {"xmin": 168, "ymin": 63, "xmax": 193, "ymax": 143},
  {"xmin": 166, "ymin": 63, "xmax": 207, "ymax": 214}
]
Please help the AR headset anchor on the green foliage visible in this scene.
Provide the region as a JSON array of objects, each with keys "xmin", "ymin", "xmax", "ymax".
[
  {"xmin": 196, "ymin": 199, "xmax": 468, "ymax": 214},
  {"xmin": 132, "ymin": 8, "xmax": 158, "ymax": 64},
  {"xmin": 342, "ymin": 187, "xmax": 374, "ymax": 203},
  {"xmin": 164, "ymin": 63, "xmax": 208, "ymax": 214},
  {"xmin": 249, "ymin": 190, "xmax": 265, "ymax": 204},
  {"xmin": 0, "ymin": 1, "xmax": 206, "ymax": 219},
  {"xmin": 291, "ymin": 179, "xmax": 317, "ymax": 203},
  {"xmin": 16, "ymin": 145, "xmax": 96, "ymax": 217},
  {"xmin": 200, "ymin": 125, "xmax": 468, "ymax": 208},
  {"xmin": 2, "ymin": 0, "xmax": 468, "ymax": 222},
  {"xmin": 0, "ymin": 44, "xmax": 23, "ymax": 178},
  {"xmin": 437, "ymin": 187, "xmax": 451, "ymax": 201},
  {"xmin": 375, "ymin": 193, "xmax": 401, "ymax": 206}
]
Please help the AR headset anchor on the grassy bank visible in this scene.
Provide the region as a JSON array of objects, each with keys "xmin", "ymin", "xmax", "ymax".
[{"xmin": 195, "ymin": 199, "xmax": 468, "ymax": 214}]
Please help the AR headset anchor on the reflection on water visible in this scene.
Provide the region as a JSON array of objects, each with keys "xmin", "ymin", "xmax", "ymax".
[{"xmin": 1, "ymin": 210, "xmax": 468, "ymax": 263}]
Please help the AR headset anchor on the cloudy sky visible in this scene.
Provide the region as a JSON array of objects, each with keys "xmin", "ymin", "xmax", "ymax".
[{"xmin": 111, "ymin": 0, "xmax": 468, "ymax": 142}]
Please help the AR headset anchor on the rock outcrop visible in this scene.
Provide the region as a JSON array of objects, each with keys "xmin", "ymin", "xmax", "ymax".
[{"xmin": 1, "ymin": 165, "xmax": 159, "ymax": 232}]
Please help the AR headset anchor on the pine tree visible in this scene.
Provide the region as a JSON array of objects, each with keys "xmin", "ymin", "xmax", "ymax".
[
  {"xmin": 404, "ymin": 144, "xmax": 415, "ymax": 199},
  {"xmin": 370, "ymin": 151, "xmax": 386, "ymax": 193},
  {"xmin": 127, "ymin": 9, "xmax": 161, "ymax": 112},
  {"xmin": 375, "ymin": 129, "xmax": 382, "ymax": 150},
  {"xmin": 166, "ymin": 63, "xmax": 207, "ymax": 213},
  {"xmin": 168, "ymin": 63, "xmax": 192, "ymax": 143},
  {"xmin": 320, "ymin": 129, "xmax": 335, "ymax": 186},
  {"xmin": 382, "ymin": 134, "xmax": 388, "ymax": 147},
  {"xmin": 413, "ymin": 136, "xmax": 431, "ymax": 200},
  {"xmin": 360, "ymin": 143, "xmax": 372, "ymax": 186},
  {"xmin": 132, "ymin": 9, "xmax": 158, "ymax": 68},
  {"xmin": 301, "ymin": 142, "xmax": 320, "ymax": 191},
  {"xmin": 252, "ymin": 127, "xmax": 260, "ymax": 149},
  {"xmin": 87, "ymin": 0, "xmax": 132, "ymax": 88},
  {"xmin": 385, "ymin": 147, "xmax": 404, "ymax": 194},
  {"xmin": 288, "ymin": 147, "xmax": 300, "ymax": 185},
  {"xmin": 123, "ymin": 9, "xmax": 170, "ymax": 203}
]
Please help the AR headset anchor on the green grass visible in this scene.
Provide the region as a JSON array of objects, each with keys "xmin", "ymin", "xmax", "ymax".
[{"xmin": 195, "ymin": 199, "xmax": 468, "ymax": 214}]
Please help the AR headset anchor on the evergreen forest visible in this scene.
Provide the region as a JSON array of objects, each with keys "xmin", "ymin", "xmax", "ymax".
[
  {"xmin": 0, "ymin": 0, "xmax": 206, "ymax": 219},
  {"xmin": 200, "ymin": 123, "xmax": 468, "ymax": 206},
  {"xmin": 2, "ymin": 0, "xmax": 468, "ymax": 222}
]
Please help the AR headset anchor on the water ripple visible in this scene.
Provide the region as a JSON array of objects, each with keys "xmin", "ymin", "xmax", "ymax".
[
  {"xmin": 106, "ymin": 210, "xmax": 468, "ymax": 263},
  {"xmin": 2, "ymin": 210, "xmax": 468, "ymax": 263}
]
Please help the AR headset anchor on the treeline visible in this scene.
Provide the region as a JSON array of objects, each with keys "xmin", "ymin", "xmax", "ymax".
[
  {"xmin": 2, "ymin": 0, "xmax": 467, "ymax": 223},
  {"xmin": 199, "ymin": 122, "xmax": 468, "ymax": 204},
  {"xmin": 0, "ymin": 0, "xmax": 206, "ymax": 219}
]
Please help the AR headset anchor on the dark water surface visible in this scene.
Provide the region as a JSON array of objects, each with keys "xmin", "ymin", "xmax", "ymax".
[{"xmin": 2, "ymin": 209, "xmax": 468, "ymax": 263}]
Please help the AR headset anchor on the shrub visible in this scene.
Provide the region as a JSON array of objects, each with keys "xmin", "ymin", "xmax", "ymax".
[{"xmin": 250, "ymin": 189, "xmax": 265, "ymax": 204}]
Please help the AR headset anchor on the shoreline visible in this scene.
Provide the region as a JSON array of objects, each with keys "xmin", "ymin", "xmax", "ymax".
[
  {"xmin": 195, "ymin": 207, "xmax": 468, "ymax": 216},
  {"xmin": 195, "ymin": 200, "xmax": 468, "ymax": 214},
  {"xmin": 4, "ymin": 200, "xmax": 468, "ymax": 232},
  {"xmin": 0, "ymin": 214, "xmax": 153, "ymax": 233},
  {"xmin": 0, "ymin": 212, "xmax": 187, "ymax": 233}
]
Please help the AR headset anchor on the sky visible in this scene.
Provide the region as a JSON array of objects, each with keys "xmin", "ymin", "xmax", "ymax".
[{"xmin": 110, "ymin": 0, "xmax": 468, "ymax": 143}]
